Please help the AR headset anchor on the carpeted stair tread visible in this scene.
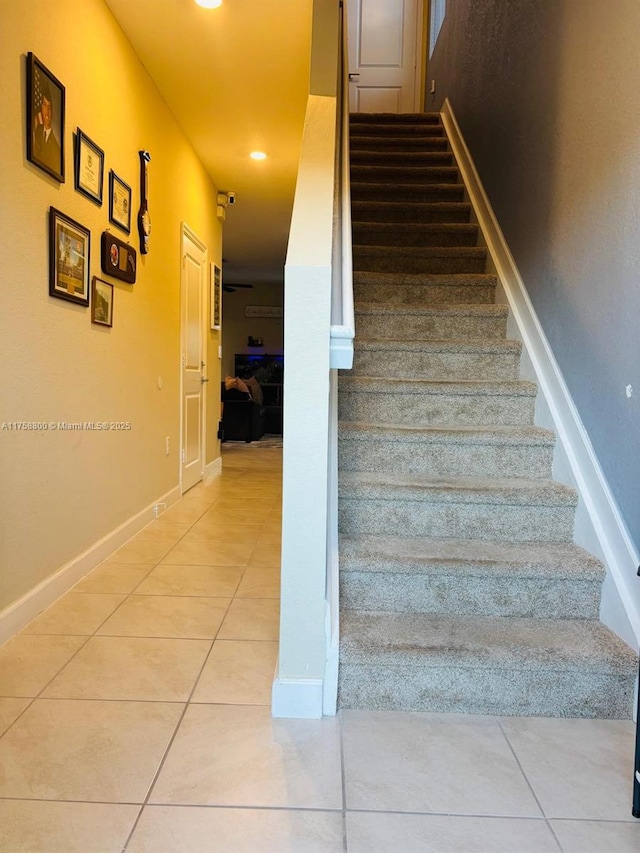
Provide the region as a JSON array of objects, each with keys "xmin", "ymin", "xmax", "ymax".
[
  {"xmin": 339, "ymin": 471, "xmax": 577, "ymax": 507},
  {"xmin": 339, "ymin": 422, "xmax": 555, "ymax": 447},
  {"xmin": 351, "ymin": 165, "xmax": 460, "ymax": 183},
  {"xmin": 351, "ymin": 201, "xmax": 472, "ymax": 223},
  {"xmin": 338, "ymin": 375, "xmax": 538, "ymax": 397},
  {"xmin": 339, "ymin": 534, "xmax": 604, "ymax": 580},
  {"xmin": 339, "ymin": 611, "xmax": 635, "ymax": 676}
]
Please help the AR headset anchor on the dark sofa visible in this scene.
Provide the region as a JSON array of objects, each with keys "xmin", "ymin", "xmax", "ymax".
[{"xmin": 220, "ymin": 381, "xmax": 265, "ymax": 443}]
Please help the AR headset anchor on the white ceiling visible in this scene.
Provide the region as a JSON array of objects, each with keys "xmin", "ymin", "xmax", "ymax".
[{"xmin": 105, "ymin": 0, "xmax": 313, "ymax": 285}]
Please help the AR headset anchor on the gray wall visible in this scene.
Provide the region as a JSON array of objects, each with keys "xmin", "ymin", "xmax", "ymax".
[
  {"xmin": 221, "ymin": 282, "xmax": 284, "ymax": 378},
  {"xmin": 427, "ymin": 0, "xmax": 640, "ymax": 549}
]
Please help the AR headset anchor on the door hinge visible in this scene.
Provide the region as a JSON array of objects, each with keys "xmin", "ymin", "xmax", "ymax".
[
  {"xmin": 181, "ymin": 353, "xmax": 186, "ymax": 367},
  {"xmin": 181, "ymin": 448, "xmax": 186, "ymax": 463}
]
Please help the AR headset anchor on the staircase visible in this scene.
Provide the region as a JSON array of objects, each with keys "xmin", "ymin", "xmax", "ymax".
[{"xmin": 337, "ymin": 112, "xmax": 636, "ymax": 718}]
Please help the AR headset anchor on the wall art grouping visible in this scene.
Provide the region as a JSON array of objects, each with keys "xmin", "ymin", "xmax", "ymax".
[{"xmin": 26, "ymin": 52, "xmax": 154, "ymax": 322}]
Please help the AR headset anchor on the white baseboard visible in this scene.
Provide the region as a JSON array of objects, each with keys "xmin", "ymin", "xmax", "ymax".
[
  {"xmin": 271, "ymin": 677, "xmax": 324, "ymax": 719},
  {"xmin": 441, "ymin": 98, "xmax": 640, "ymax": 648},
  {"xmin": 0, "ymin": 484, "xmax": 181, "ymax": 646},
  {"xmin": 203, "ymin": 456, "xmax": 222, "ymax": 479}
]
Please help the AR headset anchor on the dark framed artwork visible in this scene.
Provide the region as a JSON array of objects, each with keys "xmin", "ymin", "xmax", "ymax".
[
  {"xmin": 26, "ymin": 52, "xmax": 65, "ymax": 182},
  {"xmin": 211, "ymin": 263, "xmax": 221, "ymax": 330},
  {"xmin": 91, "ymin": 277, "xmax": 114, "ymax": 326},
  {"xmin": 109, "ymin": 170, "xmax": 132, "ymax": 233},
  {"xmin": 49, "ymin": 207, "xmax": 90, "ymax": 306},
  {"xmin": 74, "ymin": 129, "xmax": 104, "ymax": 205}
]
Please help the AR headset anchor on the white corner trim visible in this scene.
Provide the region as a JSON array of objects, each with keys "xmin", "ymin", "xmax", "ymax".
[
  {"xmin": 203, "ymin": 456, "xmax": 222, "ymax": 479},
  {"xmin": 441, "ymin": 98, "xmax": 640, "ymax": 645},
  {"xmin": 323, "ymin": 639, "xmax": 339, "ymax": 716},
  {"xmin": 271, "ymin": 677, "xmax": 324, "ymax": 719},
  {"xmin": 0, "ymin": 484, "xmax": 181, "ymax": 645}
]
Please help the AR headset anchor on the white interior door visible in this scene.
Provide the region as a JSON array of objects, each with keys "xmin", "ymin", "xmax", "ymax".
[
  {"xmin": 347, "ymin": 0, "xmax": 421, "ymax": 113},
  {"xmin": 180, "ymin": 227, "xmax": 207, "ymax": 494}
]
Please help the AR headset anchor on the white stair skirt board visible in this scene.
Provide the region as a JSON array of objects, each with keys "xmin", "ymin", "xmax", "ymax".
[
  {"xmin": 271, "ymin": 677, "xmax": 324, "ymax": 719},
  {"xmin": 440, "ymin": 98, "xmax": 640, "ymax": 648},
  {"xmin": 0, "ymin": 484, "xmax": 181, "ymax": 645}
]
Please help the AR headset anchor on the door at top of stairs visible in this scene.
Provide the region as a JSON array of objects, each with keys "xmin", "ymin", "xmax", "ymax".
[{"xmin": 348, "ymin": 0, "xmax": 423, "ymax": 113}]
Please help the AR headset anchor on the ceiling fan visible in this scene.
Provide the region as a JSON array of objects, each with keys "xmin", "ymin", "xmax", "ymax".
[{"xmin": 223, "ymin": 283, "xmax": 254, "ymax": 294}]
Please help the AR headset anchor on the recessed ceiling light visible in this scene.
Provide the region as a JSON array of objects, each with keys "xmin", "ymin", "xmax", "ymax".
[
  {"xmin": 250, "ymin": 151, "xmax": 267, "ymax": 160},
  {"xmin": 195, "ymin": 0, "xmax": 222, "ymax": 8}
]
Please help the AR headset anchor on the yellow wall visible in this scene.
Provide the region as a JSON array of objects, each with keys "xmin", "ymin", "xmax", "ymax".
[{"xmin": 0, "ymin": 0, "xmax": 222, "ymax": 612}]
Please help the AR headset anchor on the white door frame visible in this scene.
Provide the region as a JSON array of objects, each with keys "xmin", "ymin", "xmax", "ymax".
[
  {"xmin": 179, "ymin": 222, "xmax": 208, "ymax": 493},
  {"xmin": 347, "ymin": 0, "xmax": 426, "ymax": 113}
]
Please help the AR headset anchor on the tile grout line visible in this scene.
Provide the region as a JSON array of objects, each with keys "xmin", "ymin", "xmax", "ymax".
[
  {"xmin": 496, "ymin": 718, "xmax": 565, "ymax": 852},
  {"xmin": 339, "ymin": 709, "xmax": 350, "ymax": 853}
]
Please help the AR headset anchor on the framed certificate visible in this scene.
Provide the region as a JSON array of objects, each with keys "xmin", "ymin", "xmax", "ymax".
[
  {"xmin": 49, "ymin": 207, "xmax": 90, "ymax": 307},
  {"xmin": 74, "ymin": 129, "xmax": 104, "ymax": 205},
  {"xmin": 109, "ymin": 170, "xmax": 132, "ymax": 234}
]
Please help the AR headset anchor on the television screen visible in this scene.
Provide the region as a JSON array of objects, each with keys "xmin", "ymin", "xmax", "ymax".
[{"xmin": 234, "ymin": 354, "xmax": 283, "ymax": 384}]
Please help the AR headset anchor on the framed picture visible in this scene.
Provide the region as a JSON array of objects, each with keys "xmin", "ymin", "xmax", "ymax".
[
  {"xmin": 91, "ymin": 277, "xmax": 114, "ymax": 326},
  {"xmin": 211, "ymin": 263, "xmax": 221, "ymax": 330},
  {"xmin": 74, "ymin": 129, "xmax": 104, "ymax": 205},
  {"xmin": 109, "ymin": 170, "xmax": 132, "ymax": 233},
  {"xmin": 49, "ymin": 207, "xmax": 90, "ymax": 306},
  {"xmin": 26, "ymin": 52, "xmax": 65, "ymax": 182}
]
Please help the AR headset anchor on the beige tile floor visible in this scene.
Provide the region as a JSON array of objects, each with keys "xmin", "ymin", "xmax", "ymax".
[{"xmin": 0, "ymin": 441, "xmax": 638, "ymax": 852}]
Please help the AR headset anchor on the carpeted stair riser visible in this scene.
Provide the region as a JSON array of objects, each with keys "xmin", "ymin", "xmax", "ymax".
[
  {"xmin": 338, "ymin": 662, "xmax": 633, "ymax": 718},
  {"xmin": 353, "ymin": 222, "xmax": 479, "ymax": 248},
  {"xmin": 354, "ymin": 246, "xmax": 486, "ymax": 275},
  {"xmin": 339, "ymin": 535, "xmax": 604, "ymax": 620},
  {"xmin": 338, "ymin": 378, "xmax": 538, "ymax": 427},
  {"xmin": 355, "ymin": 304, "xmax": 508, "ymax": 340},
  {"xmin": 351, "ymin": 150, "xmax": 454, "ymax": 166},
  {"xmin": 350, "ymin": 123, "xmax": 445, "ymax": 138},
  {"xmin": 351, "ymin": 339, "xmax": 522, "ymax": 381},
  {"xmin": 352, "ymin": 201, "xmax": 472, "ymax": 224},
  {"xmin": 352, "ymin": 182, "xmax": 464, "ymax": 204},
  {"xmin": 351, "ymin": 165, "xmax": 460, "ymax": 185},
  {"xmin": 340, "ymin": 572, "xmax": 601, "ymax": 619},
  {"xmin": 339, "ymin": 496, "xmax": 575, "ymax": 543},
  {"xmin": 338, "ymin": 425, "xmax": 554, "ymax": 479},
  {"xmin": 353, "ymin": 273, "xmax": 496, "ymax": 305},
  {"xmin": 350, "ymin": 112, "xmax": 442, "ymax": 125},
  {"xmin": 351, "ymin": 135, "xmax": 449, "ymax": 151},
  {"xmin": 338, "ymin": 612, "xmax": 635, "ymax": 717},
  {"xmin": 339, "ymin": 474, "xmax": 577, "ymax": 542}
]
